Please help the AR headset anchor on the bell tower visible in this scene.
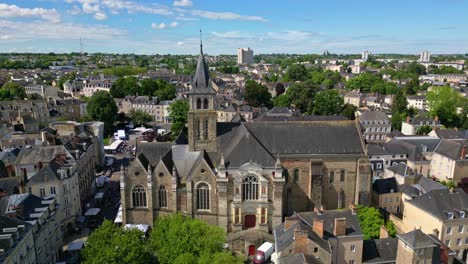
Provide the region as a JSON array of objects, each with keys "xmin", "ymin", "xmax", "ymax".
[{"xmin": 188, "ymin": 31, "xmax": 217, "ymax": 152}]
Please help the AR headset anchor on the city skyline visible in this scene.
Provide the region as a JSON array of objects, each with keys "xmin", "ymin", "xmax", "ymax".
[{"xmin": 1, "ymin": 0, "xmax": 468, "ymax": 55}]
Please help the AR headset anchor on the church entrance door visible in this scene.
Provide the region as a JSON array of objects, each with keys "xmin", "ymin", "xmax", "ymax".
[
  {"xmin": 248, "ymin": 245, "xmax": 256, "ymax": 256},
  {"xmin": 244, "ymin": 214, "xmax": 256, "ymax": 228}
]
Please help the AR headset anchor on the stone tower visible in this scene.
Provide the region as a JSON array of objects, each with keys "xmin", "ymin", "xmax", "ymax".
[{"xmin": 187, "ymin": 37, "xmax": 217, "ymax": 152}]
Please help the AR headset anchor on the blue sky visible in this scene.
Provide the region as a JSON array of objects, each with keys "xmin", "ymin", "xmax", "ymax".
[{"xmin": 1, "ymin": 0, "xmax": 467, "ymax": 55}]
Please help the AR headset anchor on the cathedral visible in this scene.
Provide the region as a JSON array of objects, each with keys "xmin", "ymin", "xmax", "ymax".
[{"xmin": 120, "ymin": 42, "xmax": 371, "ymax": 252}]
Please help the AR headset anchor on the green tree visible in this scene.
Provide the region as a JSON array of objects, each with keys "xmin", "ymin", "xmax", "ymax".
[
  {"xmin": 404, "ymin": 77, "xmax": 419, "ymax": 95},
  {"xmin": 168, "ymin": 100, "xmax": 189, "ymax": 136},
  {"xmin": 341, "ymin": 103, "xmax": 357, "ymax": 120},
  {"xmin": 430, "ymin": 66, "xmax": 464, "ymax": 74},
  {"xmin": 82, "ymin": 220, "xmax": 152, "ymax": 264},
  {"xmin": 285, "ymin": 80, "xmax": 319, "ymax": 113},
  {"xmin": 283, "ymin": 64, "xmax": 308, "ymax": 81},
  {"xmin": 154, "ymin": 83, "xmax": 176, "ymax": 101},
  {"xmin": 129, "ymin": 109, "xmax": 153, "ymax": 126},
  {"xmin": 312, "ymin": 90, "xmax": 344, "ymax": 115},
  {"xmin": 427, "ymin": 86, "xmax": 464, "ymax": 127},
  {"xmin": 346, "ymin": 73, "xmax": 384, "ymax": 93},
  {"xmin": 111, "ymin": 77, "xmax": 139, "ymax": 98},
  {"xmin": 86, "ymin": 91, "xmax": 118, "ymax": 136},
  {"xmin": 102, "ymin": 67, "xmax": 147, "ymax": 77},
  {"xmin": 416, "ymin": 125, "xmax": 432, "ymax": 135},
  {"xmin": 392, "ymin": 90, "xmax": 408, "ymax": 114},
  {"xmin": 275, "ymin": 82, "xmax": 285, "ymax": 96},
  {"xmin": 273, "ymin": 94, "xmax": 291, "ymax": 107},
  {"xmin": 149, "ymin": 214, "xmax": 243, "ymax": 264},
  {"xmin": 244, "ymin": 80, "xmax": 272, "ymax": 107},
  {"xmin": 0, "ymin": 82, "xmax": 26, "ymax": 100},
  {"xmin": 357, "ymin": 206, "xmax": 397, "ymax": 240}
]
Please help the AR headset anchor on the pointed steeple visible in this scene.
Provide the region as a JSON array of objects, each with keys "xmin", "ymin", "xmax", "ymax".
[
  {"xmin": 191, "ymin": 29, "xmax": 212, "ymax": 92},
  {"xmin": 219, "ymin": 153, "xmax": 226, "ymax": 169}
]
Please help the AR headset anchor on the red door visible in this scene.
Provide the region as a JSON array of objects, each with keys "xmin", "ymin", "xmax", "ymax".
[
  {"xmin": 248, "ymin": 245, "xmax": 256, "ymax": 256},
  {"xmin": 245, "ymin": 214, "xmax": 256, "ymax": 228}
]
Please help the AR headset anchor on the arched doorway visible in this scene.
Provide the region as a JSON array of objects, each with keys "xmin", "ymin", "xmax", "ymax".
[
  {"xmin": 244, "ymin": 214, "xmax": 256, "ymax": 228},
  {"xmin": 248, "ymin": 244, "xmax": 256, "ymax": 256}
]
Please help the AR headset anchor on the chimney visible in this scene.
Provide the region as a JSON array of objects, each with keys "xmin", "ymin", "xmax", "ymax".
[
  {"xmin": 40, "ymin": 131, "xmax": 47, "ymax": 145},
  {"xmin": 461, "ymin": 146, "xmax": 467, "ymax": 160},
  {"xmin": 284, "ymin": 217, "xmax": 298, "ymax": 230},
  {"xmin": 293, "ymin": 229, "xmax": 309, "ymax": 254},
  {"xmin": 313, "ymin": 219, "xmax": 324, "ymax": 238},
  {"xmin": 334, "ymin": 218, "xmax": 347, "ymax": 237},
  {"xmin": 379, "ymin": 226, "xmax": 389, "ymax": 239}
]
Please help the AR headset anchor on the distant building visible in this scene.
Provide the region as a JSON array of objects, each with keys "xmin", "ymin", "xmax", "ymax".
[
  {"xmin": 430, "ymin": 139, "xmax": 468, "ymax": 184},
  {"xmin": 358, "ymin": 110, "xmax": 392, "ymax": 142},
  {"xmin": 237, "ymin": 48, "xmax": 254, "ymax": 65},
  {"xmin": 407, "ymin": 95, "xmax": 428, "ymax": 111},
  {"xmin": 0, "ymin": 215, "xmax": 37, "ymax": 264},
  {"xmin": 362, "ymin": 50, "xmax": 370, "ymax": 61},
  {"xmin": 401, "ymin": 116, "xmax": 443, "ymax": 136},
  {"xmin": 344, "ymin": 90, "xmax": 363, "ymax": 108},
  {"xmin": 420, "ymin": 50, "xmax": 431, "ymax": 62}
]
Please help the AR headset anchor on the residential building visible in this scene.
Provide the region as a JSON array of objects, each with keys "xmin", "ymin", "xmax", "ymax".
[
  {"xmin": 83, "ymin": 79, "xmax": 114, "ymax": 97},
  {"xmin": 344, "ymin": 90, "xmax": 363, "ymax": 108},
  {"xmin": 237, "ymin": 48, "xmax": 254, "ymax": 65},
  {"xmin": 430, "ymin": 139, "xmax": 468, "ymax": 184},
  {"xmin": 120, "ymin": 43, "xmax": 372, "ymax": 254},
  {"xmin": 362, "ymin": 51, "xmax": 370, "ymax": 61},
  {"xmin": 48, "ymin": 97, "xmax": 87, "ymax": 121},
  {"xmin": 0, "ymin": 215, "xmax": 37, "ymax": 264},
  {"xmin": 428, "ymin": 129, "xmax": 465, "ymax": 140},
  {"xmin": 215, "ymin": 103, "xmax": 253, "ymax": 122},
  {"xmin": 400, "ymin": 188, "xmax": 468, "ymax": 260},
  {"xmin": 325, "ymin": 64, "xmax": 343, "ymax": 73},
  {"xmin": 349, "ymin": 65, "xmax": 364, "ymax": 74},
  {"xmin": 420, "ymin": 50, "xmax": 431, "ymax": 62},
  {"xmin": 0, "ymin": 100, "xmax": 50, "ymax": 133},
  {"xmin": 0, "ymin": 193, "xmax": 63, "ymax": 263},
  {"xmin": 401, "ymin": 116, "xmax": 443, "ymax": 135},
  {"xmin": 120, "ymin": 96, "xmax": 173, "ymax": 123},
  {"xmin": 272, "ymin": 209, "xmax": 363, "ymax": 264},
  {"xmin": 384, "ymin": 163, "xmax": 420, "ymax": 185},
  {"xmin": 358, "ymin": 110, "xmax": 392, "ymax": 142},
  {"xmin": 371, "ymin": 178, "xmax": 401, "ymax": 214},
  {"xmin": 407, "ymin": 95, "xmax": 428, "ymax": 111}
]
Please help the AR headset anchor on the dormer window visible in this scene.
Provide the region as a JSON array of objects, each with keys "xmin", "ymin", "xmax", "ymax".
[
  {"xmin": 448, "ymin": 212, "xmax": 454, "ymax": 220},
  {"xmin": 460, "ymin": 211, "xmax": 465, "ymax": 219}
]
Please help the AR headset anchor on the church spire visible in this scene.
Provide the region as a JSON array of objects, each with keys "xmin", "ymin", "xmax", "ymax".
[
  {"xmin": 200, "ymin": 29, "xmax": 203, "ymax": 54},
  {"xmin": 191, "ymin": 29, "xmax": 212, "ymax": 92}
]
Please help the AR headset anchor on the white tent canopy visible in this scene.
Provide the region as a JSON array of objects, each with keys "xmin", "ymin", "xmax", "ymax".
[{"xmin": 124, "ymin": 224, "xmax": 149, "ymax": 233}]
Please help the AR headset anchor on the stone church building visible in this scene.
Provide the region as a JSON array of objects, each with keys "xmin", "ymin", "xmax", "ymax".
[{"xmin": 120, "ymin": 43, "xmax": 371, "ymax": 252}]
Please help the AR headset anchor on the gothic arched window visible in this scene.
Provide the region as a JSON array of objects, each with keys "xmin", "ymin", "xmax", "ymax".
[
  {"xmin": 196, "ymin": 119, "xmax": 201, "ymax": 139},
  {"xmin": 204, "ymin": 120, "xmax": 209, "ymax": 140},
  {"xmin": 196, "ymin": 98, "xmax": 201, "ymax": 109},
  {"xmin": 159, "ymin": 185, "xmax": 167, "ymax": 208},
  {"xmin": 242, "ymin": 176, "xmax": 259, "ymax": 201},
  {"xmin": 132, "ymin": 185, "xmax": 147, "ymax": 208},
  {"xmin": 203, "ymin": 98, "xmax": 209, "ymax": 109},
  {"xmin": 196, "ymin": 182, "xmax": 210, "ymax": 210},
  {"xmin": 293, "ymin": 168, "xmax": 300, "ymax": 183}
]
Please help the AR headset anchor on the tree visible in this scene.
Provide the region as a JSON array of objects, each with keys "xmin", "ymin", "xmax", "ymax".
[
  {"xmin": 154, "ymin": 83, "xmax": 176, "ymax": 101},
  {"xmin": 427, "ymin": 86, "xmax": 464, "ymax": 127},
  {"xmin": 283, "ymin": 64, "xmax": 308, "ymax": 82},
  {"xmin": 168, "ymin": 100, "xmax": 189, "ymax": 136},
  {"xmin": 273, "ymin": 94, "xmax": 291, "ymax": 107},
  {"xmin": 244, "ymin": 80, "xmax": 272, "ymax": 107},
  {"xmin": 357, "ymin": 206, "xmax": 397, "ymax": 240},
  {"xmin": 82, "ymin": 220, "xmax": 152, "ymax": 264},
  {"xmin": 404, "ymin": 77, "xmax": 419, "ymax": 95},
  {"xmin": 86, "ymin": 91, "xmax": 118, "ymax": 136},
  {"xmin": 312, "ymin": 90, "xmax": 344, "ymax": 115},
  {"xmin": 392, "ymin": 90, "xmax": 408, "ymax": 114},
  {"xmin": 149, "ymin": 214, "xmax": 244, "ymax": 264},
  {"xmin": 430, "ymin": 66, "xmax": 464, "ymax": 74},
  {"xmin": 0, "ymin": 82, "xmax": 26, "ymax": 100},
  {"xmin": 110, "ymin": 77, "xmax": 139, "ymax": 98},
  {"xmin": 416, "ymin": 125, "xmax": 432, "ymax": 135},
  {"xmin": 346, "ymin": 73, "xmax": 384, "ymax": 93},
  {"xmin": 285, "ymin": 80, "xmax": 319, "ymax": 113},
  {"xmin": 129, "ymin": 109, "xmax": 153, "ymax": 126},
  {"xmin": 341, "ymin": 103, "xmax": 357, "ymax": 120}
]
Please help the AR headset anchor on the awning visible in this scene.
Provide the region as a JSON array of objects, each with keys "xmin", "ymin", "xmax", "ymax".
[{"xmin": 85, "ymin": 208, "xmax": 101, "ymax": 216}]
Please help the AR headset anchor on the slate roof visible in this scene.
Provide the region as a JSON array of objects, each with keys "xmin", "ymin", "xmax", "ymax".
[
  {"xmin": 277, "ymin": 253, "xmax": 308, "ymax": 264},
  {"xmin": 399, "ymin": 184, "xmax": 421, "ymax": 197},
  {"xmin": 432, "ymin": 129, "xmax": 464, "ymax": 139},
  {"xmin": 407, "ymin": 116, "xmax": 440, "ymax": 126},
  {"xmin": 362, "ymin": 238, "xmax": 398, "ymax": 263},
  {"xmin": 397, "ymin": 229, "xmax": 437, "ymax": 249},
  {"xmin": 385, "ymin": 162, "xmax": 416, "ymax": 176},
  {"xmin": 434, "ymin": 139, "xmax": 467, "ymax": 160},
  {"xmin": 190, "ymin": 44, "xmax": 215, "ymax": 94},
  {"xmin": 296, "ymin": 210, "xmax": 363, "ymax": 238},
  {"xmin": 359, "ymin": 111, "xmax": 390, "ymax": 122},
  {"xmin": 254, "ymin": 115, "xmax": 347, "ymax": 122},
  {"xmin": 372, "ymin": 178, "xmax": 398, "ymax": 194},
  {"xmin": 15, "ymin": 145, "xmax": 70, "ymax": 165},
  {"xmin": 406, "ymin": 188, "xmax": 468, "ymax": 221}
]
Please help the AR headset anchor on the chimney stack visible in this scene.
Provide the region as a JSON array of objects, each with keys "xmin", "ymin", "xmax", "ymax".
[
  {"xmin": 334, "ymin": 218, "xmax": 347, "ymax": 237},
  {"xmin": 40, "ymin": 131, "xmax": 47, "ymax": 145},
  {"xmin": 461, "ymin": 145, "xmax": 467, "ymax": 160},
  {"xmin": 284, "ymin": 217, "xmax": 298, "ymax": 230},
  {"xmin": 379, "ymin": 226, "xmax": 389, "ymax": 239},
  {"xmin": 293, "ymin": 230, "xmax": 309, "ymax": 254},
  {"xmin": 349, "ymin": 204, "xmax": 357, "ymax": 215},
  {"xmin": 313, "ymin": 219, "xmax": 324, "ymax": 238}
]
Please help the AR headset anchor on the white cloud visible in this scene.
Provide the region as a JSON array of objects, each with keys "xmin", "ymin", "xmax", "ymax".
[
  {"xmin": 101, "ymin": 0, "xmax": 172, "ymax": 15},
  {"xmin": 82, "ymin": 2, "xmax": 100, "ymax": 14},
  {"xmin": 67, "ymin": 5, "xmax": 82, "ymax": 15},
  {"xmin": 0, "ymin": 3, "xmax": 60, "ymax": 22},
  {"xmin": 0, "ymin": 19, "xmax": 125, "ymax": 40},
  {"xmin": 151, "ymin": 21, "xmax": 178, "ymax": 29},
  {"xmin": 176, "ymin": 41, "xmax": 184, "ymax": 46},
  {"xmin": 94, "ymin": 12, "xmax": 107, "ymax": 20},
  {"xmin": 190, "ymin": 9, "xmax": 266, "ymax": 22},
  {"xmin": 173, "ymin": 0, "xmax": 193, "ymax": 7},
  {"xmin": 211, "ymin": 31, "xmax": 242, "ymax": 39}
]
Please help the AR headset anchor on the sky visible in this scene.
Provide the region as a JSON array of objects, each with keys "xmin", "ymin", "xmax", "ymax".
[{"xmin": 1, "ymin": 0, "xmax": 468, "ymax": 55}]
